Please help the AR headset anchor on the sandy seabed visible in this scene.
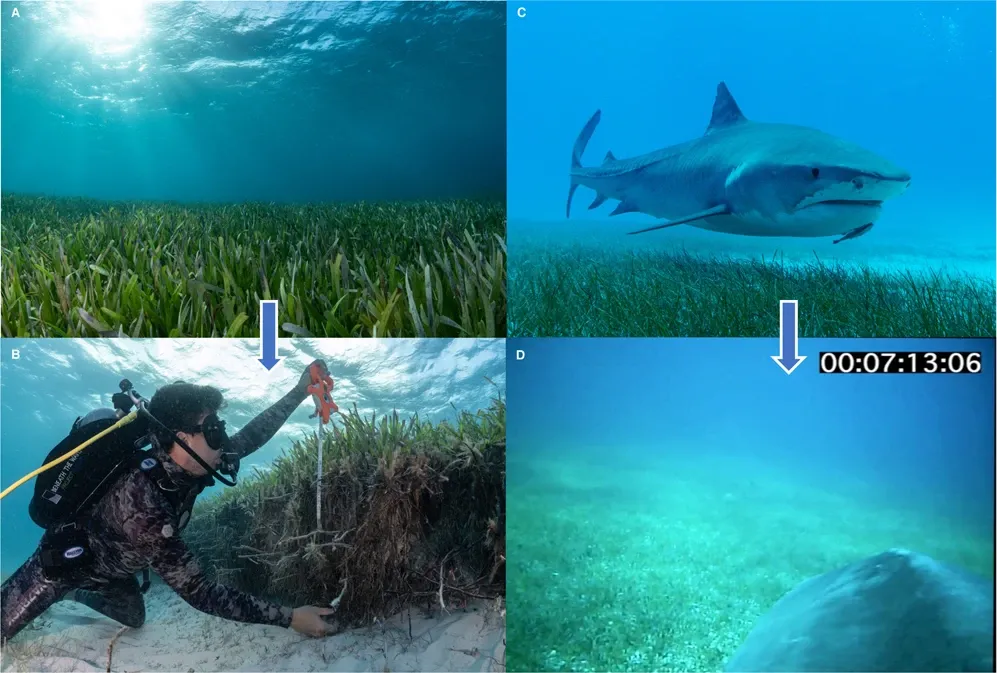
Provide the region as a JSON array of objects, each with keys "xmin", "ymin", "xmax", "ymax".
[{"xmin": 0, "ymin": 584, "xmax": 506, "ymax": 672}]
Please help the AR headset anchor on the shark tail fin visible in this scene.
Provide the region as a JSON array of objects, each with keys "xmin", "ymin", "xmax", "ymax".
[{"xmin": 567, "ymin": 110, "xmax": 602, "ymax": 218}]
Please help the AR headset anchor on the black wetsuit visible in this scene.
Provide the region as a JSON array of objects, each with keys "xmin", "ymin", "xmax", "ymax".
[{"xmin": 1, "ymin": 385, "xmax": 310, "ymax": 643}]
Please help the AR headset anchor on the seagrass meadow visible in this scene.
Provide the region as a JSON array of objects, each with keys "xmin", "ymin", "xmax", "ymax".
[
  {"xmin": 181, "ymin": 395, "xmax": 506, "ymax": 628},
  {"xmin": 0, "ymin": 194, "xmax": 506, "ymax": 338},
  {"xmin": 508, "ymin": 246, "xmax": 996, "ymax": 338},
  {"xmin": 505, "ymin": 450, "xmax": 994, "ymax": 673}
]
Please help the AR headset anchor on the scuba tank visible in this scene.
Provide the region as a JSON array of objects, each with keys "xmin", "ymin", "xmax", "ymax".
[{"xmin": 29, "ymin": 383, "xmax": 151, "ymax": 530}]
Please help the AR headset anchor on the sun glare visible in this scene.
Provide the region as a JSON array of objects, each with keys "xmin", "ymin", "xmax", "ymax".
[{"xmin": 64, "ymin": 0, "xmax": 149, "ymax": 56}]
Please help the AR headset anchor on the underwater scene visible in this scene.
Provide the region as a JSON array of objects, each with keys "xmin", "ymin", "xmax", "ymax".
[
  {"xmin": 1, "ymin": 1, "xmax": 507, "ymax": 338},
  {"xmin": 0, "ymin": 338, "xmax": 506, "ymax": 672},
  {"xmin": 507, "ymin": 1, "xmax": 996, "ymax": 338},
  {"xmin": 505, "ymin": 338, "xmax": 995, "ymax": 672}
]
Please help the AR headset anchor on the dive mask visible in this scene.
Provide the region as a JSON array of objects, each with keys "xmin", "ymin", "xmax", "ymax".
[
  {"xmin": 179, "ymin": 414, "xmax": 239, "ymax": 482},
  {"xmin": 185, "ymin": 413, "xmax": 229, "ymax": 452}
]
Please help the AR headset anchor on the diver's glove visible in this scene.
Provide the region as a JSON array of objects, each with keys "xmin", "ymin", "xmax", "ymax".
[{"xmin": 295, "ymin": 359, "xmax": 330, "ymax": 395}]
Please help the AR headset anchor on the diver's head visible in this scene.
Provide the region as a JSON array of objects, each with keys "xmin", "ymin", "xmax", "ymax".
[{"xmin": 148, "ymin": 382, "xmax": 228, "ymax": 477}]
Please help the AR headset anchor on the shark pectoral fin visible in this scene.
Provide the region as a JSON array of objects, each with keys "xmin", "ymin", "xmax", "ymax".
[
  {"xmin": 832, "ymin": 222, "xmax": 874, "ymax": 244},
  {"xmin": 588, "ymin": 193, "xmax": 608, "ymax": 210},
  {"xmin": 609, "ymin": 201, "xmax": 639, "ymax": 216},
  {"xmin": 626, "ymin": 204, "xmax": 730, "ymax": 235}
]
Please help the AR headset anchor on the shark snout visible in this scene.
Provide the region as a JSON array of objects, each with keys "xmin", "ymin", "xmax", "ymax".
[
  {"xmin": 847, "ymin": 167, "xmax": 910, "ymax": 202},
  {"xmin": 863, "ymin": 171, "xmax": 910, "ymax": 184},
  {"xmin": 796, "ymin": 167, "xmax": 910, "ymax": 213},
  {"xmin": 871, "ymin": 170, "xmax": 910, "ymax": 187}
]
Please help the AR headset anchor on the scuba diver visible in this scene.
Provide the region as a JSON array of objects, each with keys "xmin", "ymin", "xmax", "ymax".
[{"xmin": 1, "ymin": 360, "xmax": 340, "ymax": 643}]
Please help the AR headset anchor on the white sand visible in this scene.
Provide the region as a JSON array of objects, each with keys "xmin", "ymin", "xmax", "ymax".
[{"xmin": 0, "ymin": 585, "xmax": 506, "ymax": 672}]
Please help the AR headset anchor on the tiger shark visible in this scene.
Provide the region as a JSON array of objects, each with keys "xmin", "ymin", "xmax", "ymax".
[{"xmin": 567, "ymin": 82, "xmax": 911, "ymax": 244}]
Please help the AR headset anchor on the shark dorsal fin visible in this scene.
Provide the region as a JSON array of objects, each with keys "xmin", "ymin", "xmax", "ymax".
[
  {"xmin": 706, "ymin": 82, "xmax": 747, "ymax": 134},
  {"xmin": 603, "ymin": 150, "xmax": 616, "ymax": 164}
]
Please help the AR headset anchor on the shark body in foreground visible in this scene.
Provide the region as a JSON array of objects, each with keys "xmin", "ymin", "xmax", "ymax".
[{"xmin": 567, "ymin": 82, "xmax": 911, "ymax": 244}]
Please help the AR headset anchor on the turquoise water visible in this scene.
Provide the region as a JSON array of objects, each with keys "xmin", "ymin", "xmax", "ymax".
[
  {"xmin": 507, "ymin": 1, "xmax": 995, "ymax": 281},
  {"xmin": 0, "ymin": 338, "xmax": 506, "ymax": 576},
  {"xmin": 1, "ymin": 1, "xmax": 506, "ymax": 203}
]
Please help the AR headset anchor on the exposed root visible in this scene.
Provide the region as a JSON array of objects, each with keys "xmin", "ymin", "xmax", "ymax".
[
  {"xmin": 451, "ymin": 647, "xmax": 505, "ymax": 671},
  {"xmin": 278, "ymin": 528, "xmax": 351, "ymax": 547},
  {"xmin": 106, "ymin": 626, "xmax": 129, "ymax": 673},
  {"xmin": 181, "ymin": 399, "xmax": 506, "ymax": 628},
  {"xmin": 438, "ymin": 562, "xmax": 449, "ymax": 615},
  {"xmin": 329, "ymin": 577, "xmax": 348, "ymax": 610}
]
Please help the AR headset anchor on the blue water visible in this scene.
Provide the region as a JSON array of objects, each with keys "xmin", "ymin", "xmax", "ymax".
[
  {"xmin": 508, "ymin": 337, "xmax": 995, "ymax": 529},
  {"xmin": 0, "ymin": 1, "xmax": 505, "ymax": 204},
  {"xmin": 507, "ymin": 1, "xmax": 996, "ymax": 280},
  {"xmin": 0, "ymin": 337, "xmax": 506, "ymax": 576}
]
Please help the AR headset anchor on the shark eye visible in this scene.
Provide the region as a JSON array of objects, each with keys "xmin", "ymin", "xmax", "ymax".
[{"xmin": 811, "ymin": 168, "xmax": 820, "ymax": 178}]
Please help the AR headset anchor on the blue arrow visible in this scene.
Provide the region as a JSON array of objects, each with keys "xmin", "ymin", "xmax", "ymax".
[
  {"xmin": 771, "ymin": 299, "xmax": 806, "ymax": 375},
  {"xmin": 258, "ymin": 300, "xmax": 282, "ymax": 371}
]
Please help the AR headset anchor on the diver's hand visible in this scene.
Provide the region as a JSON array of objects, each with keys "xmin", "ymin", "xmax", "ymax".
[
  {"xmin": 290, "ymin": 605, "xmax": 335, "ymax": 637},
  {"xmin": 296, "ymin": 360, "xmax": 330, "ymax": 394}
]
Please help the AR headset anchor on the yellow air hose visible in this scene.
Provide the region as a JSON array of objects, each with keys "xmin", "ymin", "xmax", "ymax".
[{"xmin": 0, "ymin": 409, "xmax": 139, "ymax": 500}]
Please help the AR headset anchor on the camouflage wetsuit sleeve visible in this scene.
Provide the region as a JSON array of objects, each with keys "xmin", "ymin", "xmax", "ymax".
[
  {"xmin": 227, "ymin": 386, "xmax": 308, "ymax": 459},
  {"xmin": 122, "ymin": 499, "xmax": 294, "ymax": 628}
]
